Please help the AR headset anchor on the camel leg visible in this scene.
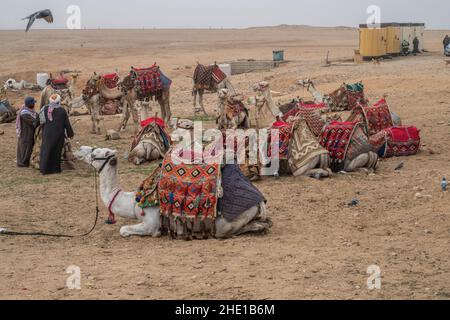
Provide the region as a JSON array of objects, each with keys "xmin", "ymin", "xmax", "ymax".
[
  {"xmin": 199, "ymin": 90, "xmax": 208, "ymax": 116},
  {"xmin": 119, "ymin": 100, "xmax": 130, "ymax": 132},
  {"xmin": 215, "ymin": 202, "xmax": 269, "ymax": 239},
  {"xmin": 193, "ymin": 89, "xmax": 198, "ymax": 113},
  {"xmin": 345, "ymin": 153, "xmax": 370, "ymax": 172},
  {"xmin": 120, "ymin": 208, "xmax": 161, "ymax": 237}
]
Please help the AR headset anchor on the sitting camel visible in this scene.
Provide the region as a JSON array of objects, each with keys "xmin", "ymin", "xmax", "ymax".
[
  {"xmin": 216, "ymin": 89, "xmax": 250, "ymax": 130},
  {"xmin": 128, "ymin": 119, "xmax": 171, "ymax": 165},
  {"xmin": 75, "ymin": 146, "xmax": 271, "ymax": 238},
  {"xmin": 252, "ymin": 81, "xmax": 282, "ymax": 129}
]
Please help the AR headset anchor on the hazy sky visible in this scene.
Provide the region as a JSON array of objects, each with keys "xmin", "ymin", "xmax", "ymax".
[{"xmin": 1, "ymin": 0, "xmax": 449, "ymax": 30}]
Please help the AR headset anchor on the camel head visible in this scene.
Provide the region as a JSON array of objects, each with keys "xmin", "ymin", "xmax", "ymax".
[
  {"xmin": 75, "ymin": 146, "xmax": 118, "ymax": 171},
  {"xmin": 82, "ymin": 73, "xmax": 101, "ymax": 100},
  {"xmin": 218, "ymin": 88, "xmax": 230, "ymax": 100},
  {"xmin": 297, "ymin": 79, "xmax": 314, "ymax": 90},
  {"xmin": 253, "ymin": 81, "xmax": 270, "ymax": 94}
]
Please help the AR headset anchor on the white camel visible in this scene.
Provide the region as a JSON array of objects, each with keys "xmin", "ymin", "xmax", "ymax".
[
  {"xmin": 75, "ymin": 146, "xmax": 271, "ymax": 238},
  {"xmin": 252, "ymin": 81, "xmax": 282, "ymax": 129}
]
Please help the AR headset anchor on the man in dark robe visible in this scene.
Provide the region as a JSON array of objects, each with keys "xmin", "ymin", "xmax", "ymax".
[
  {"xmin": 412, "ymin": 36, "xmax": 420, "ymax": 55},
  {"xmin": 16, "ymin": 97, "xmax": 37, "ymax": 167},
  {"xmin": 37, "ymin": 94, "xmax": 74, "ymax": 175}
]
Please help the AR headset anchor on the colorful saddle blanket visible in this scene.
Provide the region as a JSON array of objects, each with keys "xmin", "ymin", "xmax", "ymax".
[
  {"xmin": 50, "ymin": 75, "xmax": 69, "ymax": 90},
  {"xmin": 130, "ymin": 117, "xmax": 170, "ymax": 152},
  {"xmin": 102, "ymin": 73, "xmax": 120, "ymax": 89},
  {"xmin": 370, "ymin": 126, "xmax": 421, "ymax": 158},
  {"xmin": 99, "ymin": 98, "xmax": 121, "ymax": 115},
  {"xmin": 158, "ymin": 152, "xmax": 221, "ymax": 224},
  {"xmin": 283, "ymin": 101, "xmax": 327, "ymax": 136},
  {"xmin": 346, "ymin": 82, "xmax": 366, "ymax": 110},
  {"xmin": 131, "ymin": 65, "xmax": 172, "ymax": 99},
  {"xmin": 193, "ymin": 64, "xmax": 227, "ymax": 90},
  {"xmin": 268, "ymin": 120, "xmax": 292, "ymax": 160},
  {"xmin": 319, "ymin": 121, "xmax": 372, "ymax": 172},
  {"xmin": 348, "ymin": 99, "xmax": 393, "ymax": 136}
]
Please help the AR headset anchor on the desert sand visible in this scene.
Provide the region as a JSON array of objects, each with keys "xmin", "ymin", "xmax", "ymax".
[{"xmin": 0, "ymin": 26, "xmax": 449, "ymax": 300}]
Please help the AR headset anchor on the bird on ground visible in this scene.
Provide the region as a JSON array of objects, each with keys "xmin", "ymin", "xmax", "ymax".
[{"xmin": 23, "ymin": 9, "xmax": 54, "ymax": 32}]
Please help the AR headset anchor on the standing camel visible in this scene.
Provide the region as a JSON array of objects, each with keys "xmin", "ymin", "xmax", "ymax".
[
  {"xmin": 192, "ymin": 63, "xmax": 235, "ymax": 116},
  {"xmin": 75, "ymin": 72, "xmax": 124, "ymax": 135},
  {"xmin": 119, "ymin": 66, "xmax": 171, "ymax": 131}
]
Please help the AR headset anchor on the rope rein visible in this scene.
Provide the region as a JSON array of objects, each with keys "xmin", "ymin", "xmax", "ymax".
[{"xmin": 0, "ymin": 156, "xmax": 113, "ymax": 238}]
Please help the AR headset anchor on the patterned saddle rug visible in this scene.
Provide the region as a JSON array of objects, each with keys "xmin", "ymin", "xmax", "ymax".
[
  {"xmin": 268, "ymin": 119, "xmax": 292, "ymax": 160},
  {"xmin": 346, "ymin": 82, "xmax": 366, "ymax": 110},
  {"xmin": 283, "ymin": 101, "xmax": 327, "ymax": 136},
  {"xmin": 347, "ymin": 99, "xmax": 393, "ymax": 136},
  {"xmin": 288, "ymin": 117, "xmax": 329, "ymax": 175},
  {"xmin": 319, "ymin": 121, "xmax": 372, "ymax": 172},
  {"xmin": 370, "ymin": 126, "xmax": 421, "ymax": 158},
  {"xmin": 130, "ymin": 117, "xmax": 171, "ymax": 152},
  {"xmin": 49, "ymin": 75, "xmax": 69, "ymax": 90},
  {"xmin": 129, "ymin": 65, "xmax": 172, "ymax": 100},
  {"xmin": 158, "ymin": 150, "xmax": 221, "ymax": 239},
  {"xmin": 101, "ymin": 73, "xmax": 120, "ymax": 89},
  {"xmin": 193, "ymin": 64, "xmax": 227, "ymax": 91}
]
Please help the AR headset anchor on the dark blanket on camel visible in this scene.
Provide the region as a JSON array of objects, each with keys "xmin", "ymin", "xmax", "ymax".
[{"xmin": 218, "ymin": 165, "xmax": 266, "ymax": 222}]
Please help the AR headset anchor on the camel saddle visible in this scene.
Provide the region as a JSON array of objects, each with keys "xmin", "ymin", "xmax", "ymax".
[
  {"xmin": 101, "ymin": 73, "xmax": 120, "ymax": 89},
  {"xmin": 193, "ymin": 64, "xmax": 226, "ymax": 90},
  {"xmin": 347, "ymin": 99, "xmax": 394, "ymax": 136},
  {"xmin": 130, "ymin": 65, "xmax": 171, "ymax": 100},
  {"xmin": 319, "ymin": 121, "xmax": 372, "ymax": 172},
  {"xmin": 49, "ymin": 75, "xmax": 69, "ymax": 90},
  {"xmin": 130, "ymin": 117, "xmax": 171, "ymax": 154},
  {"xmin": 370, "ymin": 126, "xmax": 420, "ymax": 158},
  {"xmin": 158, "ymin": 148, "xmax": 221, "ymax": 239}
]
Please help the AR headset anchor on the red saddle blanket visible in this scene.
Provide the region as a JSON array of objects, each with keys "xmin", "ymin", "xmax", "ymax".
[
  {"xmin": 283, "ymin": 101, "xmax": 327, "ymax": 136},
  {"xmin": 348, "ymin": 99, "xmax": 393, "ymax": 136},
  {"xmin": 101, "ymin": 73, "xmax": 119, "ymax": 89},
  {"xmin": 319, "ymin": 121, "xmax": 356, "ymax": 161},
  {"xmin": 268, "ymin": 120, "xmax": 292, "ymax": 160},
  {"xmin": 133, "ymin": 66, "xmax": 163, "ymax": 96},
  {"xmin": 50, "ymin": 75, "xmax": 69, "ymax": 89},
  {"xmin": 193, "ymin": 64, "xmax": 227, "ymax": 90},
  {"xmin": 371, "ymin": 126, "xmax": 420, "ymax": 158}
]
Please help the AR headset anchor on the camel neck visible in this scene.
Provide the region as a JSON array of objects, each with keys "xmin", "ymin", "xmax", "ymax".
[{"xmin": 99, "ymin": 165, "xmax": 120, "ymax": 203}]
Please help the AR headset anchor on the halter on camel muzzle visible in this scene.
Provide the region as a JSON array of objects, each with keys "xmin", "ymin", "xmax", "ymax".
[
  {"xmin": 91, "ymin": 153, "xmax": 119, "ymax": 225},
  {"xmin": 91, "ymin": 154, "xmax": 118, "ymax": 174}
]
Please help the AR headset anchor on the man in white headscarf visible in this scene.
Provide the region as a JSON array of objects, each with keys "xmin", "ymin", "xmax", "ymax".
[{"xmin": 37, "ymin": 94, "xmax": 74, "ymax": 174}]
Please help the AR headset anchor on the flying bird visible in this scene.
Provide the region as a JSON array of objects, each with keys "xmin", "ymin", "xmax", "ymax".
[{"xmin": 23, "ymin": 9, "xmax": 54, "ymax": 32}]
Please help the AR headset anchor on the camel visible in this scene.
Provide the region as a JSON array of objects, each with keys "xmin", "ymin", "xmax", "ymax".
[
  {"xmin": 297, "ymin": 79, "xmax": 351, "ymax": 112},
  {"xmin": 76, "ymin": 72, "xmax": 124, "ymax": 135},
  {"xmin": 128, "ymin": 119, "xmax": 170, "ymax": 165},
  {"xmin": 0, "ymin": 88, "xmax": 16, "ymax": 124},
  {"xmin": 252, "ymin": 81, "xmax": 282, "ymax": 129},
  {"xmin": 75, "ymin": 146, "xmax": 271, "ymax": 238},
  {"xmin": 298, "ymin": 79, "xmax": 402, "ymax": 125},
  {"xmin": 119, "ymin": 66, "xmax": 171, "ymax": 131},
  {"xmin": 40, "ymin": 73, "xmax": 79, "ymax": 114},
  {"xmin": 192, "ymin": 63, "xmax": 236, "ymax": 116},
  {"xmin": 216, "ymin": 89, "xmax": 250, "ymax": 130}
]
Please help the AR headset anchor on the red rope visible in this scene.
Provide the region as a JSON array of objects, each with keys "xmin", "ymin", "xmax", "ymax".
[{"xmin": 107, "ymin": 189, "xmax": 121, "ymax": 225}]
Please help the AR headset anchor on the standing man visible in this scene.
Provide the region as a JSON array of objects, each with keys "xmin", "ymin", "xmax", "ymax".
[
  {"xmin": 412, "ymin": 36, "xmax": 420, "ymax": 55},
  {"xmin": 16, "ymin": 97, "xmax": 37, "ymax": 167},
  {"xmin": 38, "ymin": 94, "xmax": 74, "ymax": 175}
]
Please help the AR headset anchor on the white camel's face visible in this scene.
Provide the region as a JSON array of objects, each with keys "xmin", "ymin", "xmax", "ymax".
[
  {"xmin": 75, "ymin": 146, "xmax": 118, "ymax": 170},
  {"xmin": 218, "ymin": 88, "xmax": 229, "ymax": 99}
]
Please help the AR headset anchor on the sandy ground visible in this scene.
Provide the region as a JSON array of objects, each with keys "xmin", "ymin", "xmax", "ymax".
[{"xmin": 0, "ymin": 26, "xmax": 450, "ymax": 300}]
